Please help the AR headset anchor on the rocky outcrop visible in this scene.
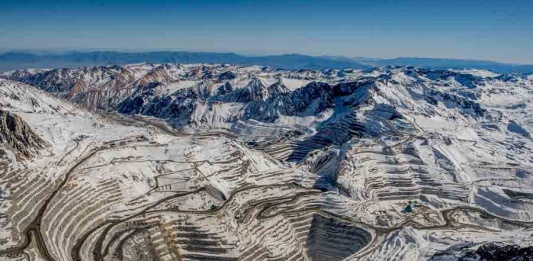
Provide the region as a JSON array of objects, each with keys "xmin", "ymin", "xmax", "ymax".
[
  {"xmin": 431, "ymin": 243, "xmax": 533, "ymax": 261},
  {"xmin": 0, "ymin": 110, "xmax": 47, "ymax": 158}
]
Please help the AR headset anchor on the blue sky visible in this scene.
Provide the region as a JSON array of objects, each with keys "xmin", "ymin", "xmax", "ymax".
[{"xmin": 1, "ymin": 0, "xmax": 532, "ymax": 64}]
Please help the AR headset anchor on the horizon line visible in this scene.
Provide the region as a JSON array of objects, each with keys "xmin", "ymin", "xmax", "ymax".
[{"xmin": 1, "ymin": 49, "xmax": 532, "ymax": 66}]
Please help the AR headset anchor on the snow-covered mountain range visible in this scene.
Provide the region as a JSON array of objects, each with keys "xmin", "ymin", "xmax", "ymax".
[{"xmin": 1, "ymin": 64, "xmax": 533, "ymax": 260}]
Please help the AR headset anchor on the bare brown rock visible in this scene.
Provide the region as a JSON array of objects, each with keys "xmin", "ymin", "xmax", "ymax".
[{"xmin": 0, "ymin": 110, "xmax": 48, "ymax": 159}]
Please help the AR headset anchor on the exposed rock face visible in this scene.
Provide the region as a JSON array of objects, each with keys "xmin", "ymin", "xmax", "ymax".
[
  {"xmin": 431, "ymin": 243, "xmax": 533, "ymax": 261},
  {"xmin": 305, "ymin": 214, "xmax": 371, "ymax": 260},
  {"xmin": 0, "ymin": 109, "xmax": 47, "ymax": 159}
]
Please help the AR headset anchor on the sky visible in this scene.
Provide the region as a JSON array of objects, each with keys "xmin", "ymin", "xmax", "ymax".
[{"xmin": 0, "ymin": 0, "xmax": 532, "ymax": 64}]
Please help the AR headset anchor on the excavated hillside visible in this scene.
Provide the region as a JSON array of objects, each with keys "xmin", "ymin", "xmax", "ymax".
[{"xmin": 0, "ymin": 65, "xmax": 533, "ymax": 260}]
